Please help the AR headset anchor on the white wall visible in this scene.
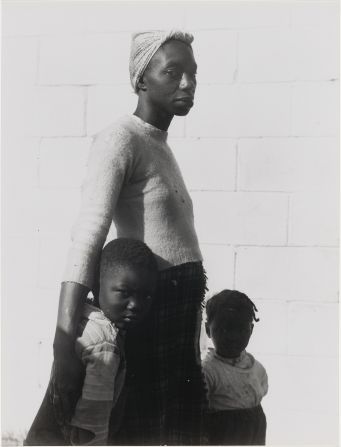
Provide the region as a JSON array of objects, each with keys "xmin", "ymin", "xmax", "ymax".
[{"xmin": 2, "ymin": 1, "xmax": 339, "ymax": 444}]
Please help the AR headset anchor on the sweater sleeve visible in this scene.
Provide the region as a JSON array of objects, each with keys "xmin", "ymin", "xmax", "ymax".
[{"xmin": 63, "ymin": 126, "xmax": 133, "ymax": 288}]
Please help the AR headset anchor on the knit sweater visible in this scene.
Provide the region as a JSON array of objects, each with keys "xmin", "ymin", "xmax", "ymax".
[{"xmin": 63, "ymin": 114, "xmax": 202, "ymax": 289}]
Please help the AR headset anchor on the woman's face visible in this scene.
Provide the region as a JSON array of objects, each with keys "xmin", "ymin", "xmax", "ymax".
[{"xmin": 139, "ymin": 40, "xmax": 197, "ymax": 117}]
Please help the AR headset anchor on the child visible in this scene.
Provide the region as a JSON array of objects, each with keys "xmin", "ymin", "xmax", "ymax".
[
  {"xmin": 25, "ymin": 238, "xmax": 158, "ymax": 446},
  {"xmin": 203, "ymin": 289, "xmax": 268, "ymax": 445}
]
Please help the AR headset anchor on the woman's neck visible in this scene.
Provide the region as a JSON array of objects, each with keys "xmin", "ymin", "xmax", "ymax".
[{"xmin": 134, "ymin": 101, "xmax": 173, "ymax": 131}]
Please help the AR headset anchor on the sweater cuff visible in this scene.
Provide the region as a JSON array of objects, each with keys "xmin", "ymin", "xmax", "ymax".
[{"xmin": 62, "ymin": 247, "xmax": 97, "ymax": 290}]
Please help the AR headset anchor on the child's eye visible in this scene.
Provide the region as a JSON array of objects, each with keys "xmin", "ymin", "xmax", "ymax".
[
  {"xmin": 138, "ymin": 292, "xmax": 152, "ymax": 301},
  {"xmin": 115, "ymin": 289, "xmax": 130, "ymax": 298}
]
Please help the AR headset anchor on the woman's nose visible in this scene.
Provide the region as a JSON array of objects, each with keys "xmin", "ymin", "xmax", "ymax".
[{"xmin": 179, "ymin": 73, "xmax": 196, "ymax": 91}]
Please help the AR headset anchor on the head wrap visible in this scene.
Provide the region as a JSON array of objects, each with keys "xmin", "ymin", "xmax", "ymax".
[{"xmin": 129, "ymin": 29, "xmax": 194, "ymax": 93}]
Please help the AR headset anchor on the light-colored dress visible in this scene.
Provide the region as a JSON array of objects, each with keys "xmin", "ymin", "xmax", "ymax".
[{"xmin": 203, "ymin": 347, "xmax": 268, "ymax": 445}]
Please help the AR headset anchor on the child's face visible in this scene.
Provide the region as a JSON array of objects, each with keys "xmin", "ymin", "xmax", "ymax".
[
  {"xmin": 99, "ymin": 264, "xmax": 156, "ymax": 329},
  {"xmin": 206, "ymin": 310, "xmax": 253, "ymax": 358}
]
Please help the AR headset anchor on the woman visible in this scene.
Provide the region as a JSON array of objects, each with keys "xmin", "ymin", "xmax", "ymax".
[{"xmin": 54, "ymin": 30, "xmax": 208, "ymax": 445}]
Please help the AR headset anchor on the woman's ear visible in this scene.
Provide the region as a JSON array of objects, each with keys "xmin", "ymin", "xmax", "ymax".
[
  {"xmin": 205, "ymin": 322, "xmax": 211, "ymax": 338},
  {"xmin": 137, "ymin": 75, "xmax": 147, "ymax": 91}
]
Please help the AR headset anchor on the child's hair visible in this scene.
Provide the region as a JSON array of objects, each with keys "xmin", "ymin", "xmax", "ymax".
[
  {"xmin": 206, "ymin": 289, "xmax": 259, "ymax": 324},
  {"xmin": 91, "ymin": 238, "xmax": 158, "ymax": 304}
]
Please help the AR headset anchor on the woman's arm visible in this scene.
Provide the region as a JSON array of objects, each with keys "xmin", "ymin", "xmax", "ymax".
[
  {"xmin": 53, "ymin": 125, "xmax": 133, "ymax": 419},
  {"xmin": 54, "ymin": 282, "xmax": 89, "ymax": 353},
  {"xmin": 53, "ymin": 282, "xmax": 89, "ymax": 422},
  {"xmin": 55, "ymin": 129, "xmax": 131, "ymax": 337},
  {"xmin": 63, "ymin": 127, "xmax": 133, "ymax": 289}
]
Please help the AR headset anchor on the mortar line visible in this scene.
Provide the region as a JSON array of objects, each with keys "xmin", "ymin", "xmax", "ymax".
[
  {"xmin": 40, "ymin": 135, "xmax": 91, "ymax": 140},
  {"xmin": 35, "ymin": 38, "xmax": 41, "ymax": 86},
  {"xmin": 199, "ymin": 242, "xmax": 338, "ymax": 249},
  {"xmin": 234, "ymin": 140, "xmax": 239, "ymax": 191},
  {"xmin": 36, "ymin": 137, "xmax": 42, "ymax": 190},
  {"xmin": 286, "ymin": 194, "xmax": 291, "ymax": 246},
  {"xmin": 233, "ymin": 247, "xmax": 238, "ymax": 289},
  {"xmin": 285, "ymin": 299, "xmax": 289, "ymax": 356},
  {"xmin": 83, "ymin": 86, "xmax": 88, "ymax": 137},
  {"xmin": 233, "ymin": 31, "xmax": 239, "ymax": 83},
  {"xmin": 35, "ymin": 79, "xmax": 339, "ymax": 88}
]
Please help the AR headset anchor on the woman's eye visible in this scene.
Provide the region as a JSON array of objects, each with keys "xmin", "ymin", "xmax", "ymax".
[{"xmin": 165, "ymin": 69, "xmax": 182, "ymax": 79}]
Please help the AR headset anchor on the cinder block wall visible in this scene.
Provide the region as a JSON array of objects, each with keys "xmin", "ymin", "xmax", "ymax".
[{"xmin": 2, "ymin": 1, "xmax": 339, "ymax": 444}]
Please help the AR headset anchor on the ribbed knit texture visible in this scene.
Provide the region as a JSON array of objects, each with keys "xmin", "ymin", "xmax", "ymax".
[{"xmin": 63, "ymin": 114, "xmax": 202, "ymax": 289}]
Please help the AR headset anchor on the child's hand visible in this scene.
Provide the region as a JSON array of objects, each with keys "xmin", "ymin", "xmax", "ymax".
[{"xmin": 70, "ymin": 426, "xmax": 95, "ymax": 446}]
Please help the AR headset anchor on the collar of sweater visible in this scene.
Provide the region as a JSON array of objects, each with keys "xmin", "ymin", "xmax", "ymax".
[{"xmin": 130, "ymin": 114, "xmax": 168, "ymax": 141}]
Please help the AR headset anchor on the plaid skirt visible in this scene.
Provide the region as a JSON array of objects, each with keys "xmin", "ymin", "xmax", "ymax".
[
  {"xmin": 110, "ymin": 261, "xmax": 209, "ymax": 446},
  {"xmin": 206, "ymin": 405, "xmax": 267, "ymax": 445}
]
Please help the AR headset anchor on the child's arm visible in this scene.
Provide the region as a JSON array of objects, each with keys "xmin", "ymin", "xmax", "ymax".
[
  {"xmin": 70, "ymin": 339, "xmax": 121, "ymax": 445},
  {"xmin": 260, "ymin": 365, "xmax": 269, "ymax": 397},
  {"xmin": 202, "ymin": 363, "xmax": 215, "ymax": 399},
  {"xmin": 70, "ymin": 399, "xmax": 113, "ymax": 445}
]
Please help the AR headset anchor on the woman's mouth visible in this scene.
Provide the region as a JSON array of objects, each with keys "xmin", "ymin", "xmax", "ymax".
[{"xmin": 174, "ymin": 97, "xmax": 194, "ymax": 107}]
